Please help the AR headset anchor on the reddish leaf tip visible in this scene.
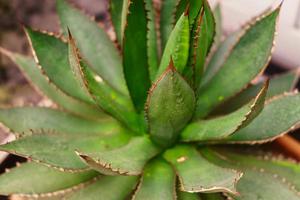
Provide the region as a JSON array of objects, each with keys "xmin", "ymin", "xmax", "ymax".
[{"xmin": 184, "ymin": 3, "xmax": 190, "ymax": 16}]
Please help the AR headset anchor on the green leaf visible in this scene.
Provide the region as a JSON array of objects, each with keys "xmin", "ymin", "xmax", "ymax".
[
  {"xmin": 186, "ymin": 1, "xmax": 216, "ymax": 89},
  {"xmin": 201, "ymin": 32, "xmax": 240, "ymax": 87},
  {"xmin": 64, "ymin": 176, "xmax": 138, "ymax": 200},
  {"xmin": 0, "ymin": 48, "xmax": 104, "ymax": 120},
  {"xmin": 123, "ymin": 0, "xmax": 151, "ymax": 112},
  {"xmin": 0, "ymin": 107, "xmax": 111, "ymax": 135},
  {"xmin": 133, "ymin": 158, "xmax": 176, "ymax": 200},
  {"xmin": 181, "ymin": 80, "xmax": 268, "ymax": 142},
  {"xmin": 195, "ymin": 8, "xmax": 279, "ymax": 118},
  {"xmin": 217, "ymin": 71, "xmax": 299, "ymax": 114},
  {"xmin": 157, "ymin": 11, "xmax": 190, "ymax": 77},
  {"xmin": 200, "ymin": 193, "xmax": 225, "ymax": 200},
  {"xmin": 213, "ymin": 4, "xmax": 222, "ymax": 47},
  {"xmin": 145, "ymin": 0, "xmax": 160, "ymax": 81},
  {"xmin": 201, "ymin": 148, "xmax": 300, "ymax": 200},
  {"xmin": 225, "ymin": 93, "xmax": 300, "ymax": 143},
  {"xmin": 56, "ymin": 0, "xmax": 128, "ymax": 95},
  {"xmin": 0, "ymin": 162, "xmax": 98, "ymax": 196},
  {"xmin": 178, "ymin": 191, "xmax": 200, "ymax": 200},
  {"xmin": 233, "ymin": 170, "xmax": 300, "ymax": 200},
  {"xmin": 79, "ymin": 59, "xmax": 142, "ymax": 132},
  {"xmin": 0, "ymin": 124, "xmax": 131, "ymax": 170},
  {"xmin": 160, "ymin": 0, "xmax": 181, "ymax": 51},
  {"xmin": 146, "ymin": 63, "xmax": 195, "ymax": 147},
  {"xmin": 67, "ymin": 30, "xmax": 93, "ymax": 101},
  {"xmin": 163, "ymin": 145, "xmax": 242, "ymax": 194},
  {"xmin": 109, "ymin": 0, "xmax": 125, "ymax": 44},
  {"xmin": 25, "ymin": 28, "xmax": 91, "ymax": 104},
  {"xmin": 214, "ymin": 150, "xmax": 300, "ymax": 190},
  {"xmin": 175, "ymin": 0, "xmax": 203, "ymax": 27},
  {"xmin": 77, "ymin": 136, "xmax": 160, "ymax": 175}
]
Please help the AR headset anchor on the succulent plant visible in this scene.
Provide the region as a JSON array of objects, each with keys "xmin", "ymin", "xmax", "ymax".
[{"xmin": 1, "ymin": 0, "xmax": 300, "ymax": 199}]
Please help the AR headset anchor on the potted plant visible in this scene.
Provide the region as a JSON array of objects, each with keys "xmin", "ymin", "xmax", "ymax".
[{"xmin": 0, "ymin": 0, "xmax": 300, "ymax": 199}]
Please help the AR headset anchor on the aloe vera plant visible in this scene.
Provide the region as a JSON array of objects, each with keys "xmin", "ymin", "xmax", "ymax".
[{"xmin": 1, "ymin": 0, "xmax": 300, "ymax": 199}]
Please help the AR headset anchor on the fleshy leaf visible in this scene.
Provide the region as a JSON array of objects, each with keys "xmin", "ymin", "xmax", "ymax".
[
  {"xmin": 201, "ymin": 148, "xmax": 300, "ymax": 200},
  {"xmin": 123, "ymin": 0, "xmax": 151, "ymax": 112},
  {"xmin": 157, "ymin": 11, "xmax": 190, "ymax": 77},
  {"xmin": 178, "ymin": 191, "xmax": 200, "ymax": 200},
  {"xmin": 160, "ymin": 0, "xmax": 181, "ymax": 51},
  {"xmin": 77, "ymin": 136, "xmax": 160, "ymax": 175},
  {"xmin": 146, "ymin": 62, "xmax": 195, "ymax": 147},
  {"xmin": 186, "ymin": 0, "xmax": 216, "ymax": 89},
  {"xmin": 0, "ymin": 124, "xmax": 131, "ymax": 170},
  {"xmin": 195, "ymin": 8, "xmax": 280, "ymax": 118},
  {"xmin": 0, "ymin": 48, "xmax": 104, "ymax": 120},
  {"xmin": 109, "ymin": 0, "xmax": 126, "ymax": 44},
  {"xmin": 0, "ymin": 162, "xmax": 98, "ymax": 196},
  {"xmin": 56, "ymin": 0, "xmax": 128, "ymax": 95},
  {"xmin": 25, "ymin": 28, "xmax": 92, "ymax": 104},
  {"xmin": 133, "ymin": 158, "xmax": 176, "ymax": 200},
  {"xmin": 217, "ymin": 71, "xmax": 299, "ymax": 114},
  {"xmin": 67, "ymin": 30, "xmax": 93, "ymax": 100},
  {"xmin": 145, "ymin": 0, "xmax": 160, "ymax": 81},
  {"xmin": 163, "ymin": 145, "xmax": 242, "ymax": 194},
  {"xmin": 181, "ymin": 80, "xmax": 268, "ymax": 142},
  {"xmin": 202, "ymin": 32, "xmax": 240, "ymax": 87},
  {"xmin": 64, "ymin": 176, "xmax": 138, "ymax": 200},
  {"xmin": 0, "ymin": 107, "xmax": 112, "ymax": 135},
  {"xmin": 79, "ymin": 60, "xmax": 142, "ymax": 133},
  {"xmin": 214, "ymin": 150, "xmax": 300, "ymax": 190},
  {"xmin": 224, "ymin": 93, "xmax": 300, "ymax": 143},
  {"xmin": 213, "ymin": 4, "xmax": 222, "ymax": 47},
  {"xmin": 175, "ymin": 0, "xmax": 203, "ymax": 27}
]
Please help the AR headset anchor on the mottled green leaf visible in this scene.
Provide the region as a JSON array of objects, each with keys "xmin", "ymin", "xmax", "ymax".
[
  {"xmin": 181, "ymin": 81, "xmax": 268, "ymax": 142},
  {"xmin": 160, "ymin": 0, "xmax": 181, "ymax": 51},
  {"xmin": 201, "ymin": 148, "xmax": 300, "ymax": 200},
  {"xmin": 195, "ymin": 8, "xmax": 279, "ymax": 118},
  {"xmin": 233, "ymin": 170, "xmax": 300, "ymax": 200},
  {"xmin": 225, "ymin": 93, "xmax": 300, "ymax": 143},
  {"xmin": 0, "ymin": 162, "xmax": 98, "ymax": 196},
  {"xmin": 0, "ymin": 124, "xmax": 131, "ymax": 170},
  {"xmin": 0, "ymin": 48, "xmax": 104, "ymax": 120},
  {"xmin": 78, "ymin": 136, "xmax": 160, "ymax": 175},
  {"xmin": 215, "ymin": 150, "xmax": 300, "ymax": 190},
  {"xmin": 79, "ymin": 60, "xmax": 142, "ymax": 132},
  {"xmin": 64, "ymin": 176, "xmax": 138, "ymax": 200},
  {"xmin": 145, "ymin": 0, "xmax": 159, "ymax": 81},
  {"xmin": 123, "ymin": 0, "xmax": 151, "ymax": 112},
  {"xmin": 56, "ymin": 0, "xmax": 128, "ymax": 95},
  {"xmin": 146, "ymin": 63, "xmax": 195, "ymax": 147},
  {"xmin": 25, "ymin": 28, "xmax": 92, "ymax": 104},
  {"xmin": 0, "ymin": 107, "xmax": 111, "ymax": 135},
  {"xmin": 218, "ymin": 71, "xmax": 299, "ymax": 114},
  {"xmin": 157, "ymin": 12, "xmax": 190, "ymax": 77},
  {"xmin": 163, "ymin": 145, "xmax": 241, "ymax": 194},
  {"xmin": 201, "ymin": 32, "xmax": 240, "ymax": 87},
  {"xmin": 133, "ymin": 158, "xmax": 176, "ymax": 200}
]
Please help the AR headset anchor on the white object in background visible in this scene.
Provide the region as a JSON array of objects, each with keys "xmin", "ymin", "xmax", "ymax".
[
  {"xmin": 209, "ymin": 0, "xmax": 300, "ymax": 69},
  {"xmin": 0, "ymin": 134, "xmax": 15, "ymax": 163}
]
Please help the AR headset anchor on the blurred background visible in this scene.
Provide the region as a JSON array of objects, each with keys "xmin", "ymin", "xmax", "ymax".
[{"xmin": 0, "ymin": 0, "xmax": 299, "ymax": 181}]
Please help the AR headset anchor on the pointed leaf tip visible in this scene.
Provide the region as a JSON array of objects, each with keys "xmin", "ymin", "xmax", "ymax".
[{"xmin": 184, "ymin": 3, "xmax": 190, "ymax": 16}]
